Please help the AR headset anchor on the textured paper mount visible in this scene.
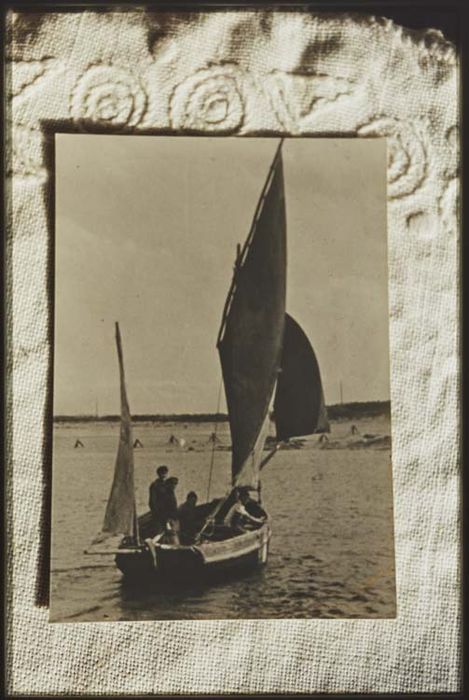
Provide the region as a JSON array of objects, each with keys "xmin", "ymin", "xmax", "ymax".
[{"xmin": 7, "ymin": 9, "xmax": 460, "ymax": 696}]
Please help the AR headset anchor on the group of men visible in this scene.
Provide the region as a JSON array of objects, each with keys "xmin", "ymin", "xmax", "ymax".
[{"xmin": 148, "ymin": 464, "xmax": 267, "ymax": 545}]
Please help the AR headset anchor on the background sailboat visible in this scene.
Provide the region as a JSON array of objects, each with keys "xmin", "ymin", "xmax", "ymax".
[{"xmin": 86, "ymin": 322, "xmax": 139, "ymax": 554}]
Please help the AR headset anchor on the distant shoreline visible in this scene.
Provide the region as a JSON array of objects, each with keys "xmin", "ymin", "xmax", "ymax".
[{"xmin": 54, "ymin": 401, "xmax": 390, "ymax": 423}]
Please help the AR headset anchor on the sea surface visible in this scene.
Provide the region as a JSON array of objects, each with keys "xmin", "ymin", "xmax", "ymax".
[{"xmin": 50, "ymin": 416, "xmax": 396, "ymax": 622}]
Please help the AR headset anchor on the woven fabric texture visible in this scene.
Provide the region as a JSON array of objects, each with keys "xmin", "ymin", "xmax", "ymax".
[{"xmin": 6, "ymin": 9, "xmax": 460, "ymax": 695}]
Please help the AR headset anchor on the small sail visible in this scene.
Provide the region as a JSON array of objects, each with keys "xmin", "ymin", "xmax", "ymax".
[
  {"xmin": 234, "ymin": 408, "xmax": 272, "ymax": 490},
  {"xmin": 218, "ymin": 141, "xmax": 287, "ymax": 484},
  {"xmin": 316, "ymin": 389, "xmax": 330, "ymax": 433},
  {"xmin": 101, "ymin": 323, "xmax": 138, "ymax": 540},
  {"xmin": 274, "ymin": 314, "xmax": 330, "ymax": 440}
]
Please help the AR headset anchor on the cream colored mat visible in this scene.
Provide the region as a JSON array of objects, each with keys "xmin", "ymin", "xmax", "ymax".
[{"xmin": 6, "ymin": 10, "xmax": 460, "ymax": 694}]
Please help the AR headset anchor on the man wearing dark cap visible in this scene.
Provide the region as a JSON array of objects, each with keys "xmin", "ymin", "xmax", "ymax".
[{"xmin": 149, "ymin": 465, "xmax": 171, "ymax": 533}]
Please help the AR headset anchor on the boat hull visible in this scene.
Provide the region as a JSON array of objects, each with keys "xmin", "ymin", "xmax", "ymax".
[{"xmin": 115, "ymin": 521, "xmax": 271, "ymax": 583}]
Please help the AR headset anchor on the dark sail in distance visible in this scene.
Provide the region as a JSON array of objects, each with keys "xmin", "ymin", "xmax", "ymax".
[
  {"xmin": 274, "ymin": 313, "xmax": 330, "ymax": 440},
  {"xmin": 218, "ymin": 143, "xmax": 287, "ymax": 483}
]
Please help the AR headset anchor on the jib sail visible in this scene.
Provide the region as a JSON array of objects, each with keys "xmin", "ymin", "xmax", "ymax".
[{"xmin": 274, "ymin": 313, "xmax": 330, "ymax": 441}]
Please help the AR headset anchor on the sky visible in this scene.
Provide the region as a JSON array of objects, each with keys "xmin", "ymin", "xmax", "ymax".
[{"xmin": 54, "ymin": 135, "xmax": 390, "ymax": 415}]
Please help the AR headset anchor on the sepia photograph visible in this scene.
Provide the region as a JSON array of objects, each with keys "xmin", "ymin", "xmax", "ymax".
[{"xmin": 51, "ymin": 135, "xmax": 395, "ymax": 622}]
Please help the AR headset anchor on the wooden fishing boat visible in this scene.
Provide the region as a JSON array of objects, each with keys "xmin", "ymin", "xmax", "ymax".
[
  {"xmin": 114, "ymin": 505, "xmax": 271, "ymax": 581},
  {"xmin": 87, "ymin": 139, "xmax": 329, "ymax": 583}
]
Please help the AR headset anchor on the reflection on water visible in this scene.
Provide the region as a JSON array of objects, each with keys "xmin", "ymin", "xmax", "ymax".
[{"xmin": 50, "ymin": 417, "xmax": 396, "ymax": 622}]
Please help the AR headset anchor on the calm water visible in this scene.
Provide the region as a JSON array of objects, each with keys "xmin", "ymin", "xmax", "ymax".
[{"xmin": 50, "ymin": 417, "xmax": 396, "ymax": 622}]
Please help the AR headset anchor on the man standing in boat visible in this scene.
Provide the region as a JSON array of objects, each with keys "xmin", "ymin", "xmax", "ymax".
[{"xmin": 149, "ymin": 465, "xmax": 173, "ymax": 533}]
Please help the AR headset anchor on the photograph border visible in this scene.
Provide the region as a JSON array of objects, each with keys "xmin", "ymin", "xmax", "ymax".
[{"xmin": 50, "ymin": 133, "xmax": 395, "ymax": 623}]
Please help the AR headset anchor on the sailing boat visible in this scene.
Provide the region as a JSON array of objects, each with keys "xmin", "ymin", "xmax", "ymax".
[{"xmin": 89, "ymin": 140, "xmax": 329, "ymax": 581}]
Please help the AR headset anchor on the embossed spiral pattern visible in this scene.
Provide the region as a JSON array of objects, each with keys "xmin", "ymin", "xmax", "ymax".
[
  {"xmin": 70, "ymin": 64, "xmax": 147, "ymax": 130},
  {"xmin": 358, "ymin": 117, "xmax": 428, "ymax": 199},
  {"xmin": 169, "ymin": 65, "xmax": 245, "ymax": 133}
]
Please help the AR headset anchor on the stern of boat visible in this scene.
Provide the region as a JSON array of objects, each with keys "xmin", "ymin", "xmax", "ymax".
[
  {"xmin": 115, "ymin": 538, "xmax": 206, "ymax": 580},
  {"xmin": 115, "ymin": 543, "xmax": 154, "ymax": 578}
]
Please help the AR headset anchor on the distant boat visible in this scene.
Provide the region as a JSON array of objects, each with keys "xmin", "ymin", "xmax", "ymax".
[{"xmin": 87, "ymin": 140, "xmax": 329, "ymax": 581}]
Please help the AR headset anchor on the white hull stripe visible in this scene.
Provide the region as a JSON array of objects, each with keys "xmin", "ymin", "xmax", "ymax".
[{"xmin": 196, "ymin": 542, "xmax": 260, "ymax": 564}]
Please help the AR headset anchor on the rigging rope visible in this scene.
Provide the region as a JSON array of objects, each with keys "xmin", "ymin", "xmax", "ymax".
[{"xmin": 205, "ymin": 377, "xmax": 223, "ymax": 502}]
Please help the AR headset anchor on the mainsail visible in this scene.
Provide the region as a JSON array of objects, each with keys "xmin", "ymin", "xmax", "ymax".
[
  {"xmin": 274, "ymin": 313, "xmax": 330, "ymax": 440},
  {"xmin": 218, "ymin": 141, "xmax": 287, "ymax": 486},
  {"xmin": 101, "ymin": 323, "xmax": 138, "ymax": 540}
]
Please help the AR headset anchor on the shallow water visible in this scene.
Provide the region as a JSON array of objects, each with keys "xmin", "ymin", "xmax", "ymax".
[{"xmin": 50, "ymin": 416, "xmax": 396, "ymax": 622}]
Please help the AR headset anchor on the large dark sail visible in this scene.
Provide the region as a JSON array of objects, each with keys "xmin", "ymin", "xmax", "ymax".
[
  {"xmin": 218, "ymin": 142, "xmax": 287, "ymax": 484},
  {"xmin": 274, "ymin": 313, "xmax": 330, "ymax": 440}
]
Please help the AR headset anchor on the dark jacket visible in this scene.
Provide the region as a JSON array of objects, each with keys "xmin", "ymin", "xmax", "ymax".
[
  {"xmin": 177, "ymin": 501, "xmax": 198, "ymax": 531},
  {"xmin": 244, "ymin": 498, "xmax": 267, "ymax": 519},
  {"xmin": 164, "ymin": 487, "xmax": 178, "ymax": 520},
  {"xmin": 149, "ymin": 478, "xmax": 178, "ymax": 521}
]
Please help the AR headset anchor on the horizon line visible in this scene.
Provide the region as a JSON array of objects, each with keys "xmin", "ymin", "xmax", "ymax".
[{"xmin": 53, "ymin": 399, "xmax": 391, "ymax": 420}]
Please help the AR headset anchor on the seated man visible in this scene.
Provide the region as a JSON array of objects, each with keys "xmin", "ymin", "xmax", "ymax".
[
  {"xmin": 177, "ymin": 491, "xmax": 199, "ymax": 544},
  {"xmin": 223, "ymin": 488, "xmax": 266, "ymax": 533},
  {"xmin": 241, "ymin": 488, "xmax": 267, "ymax": 520}
]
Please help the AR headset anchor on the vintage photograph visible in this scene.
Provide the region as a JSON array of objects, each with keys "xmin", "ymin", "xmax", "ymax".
[{"xmin": 51, "ymin": 135, "xmax": 395, "ymax": 622}]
